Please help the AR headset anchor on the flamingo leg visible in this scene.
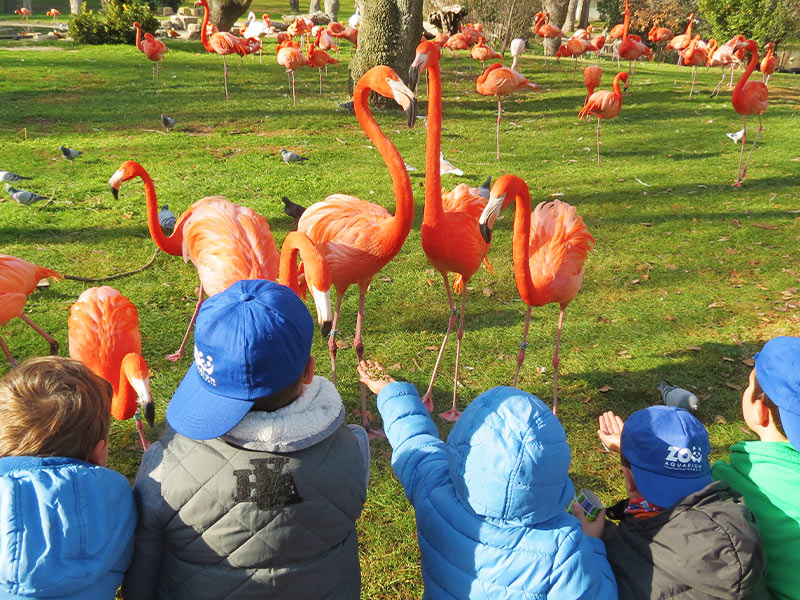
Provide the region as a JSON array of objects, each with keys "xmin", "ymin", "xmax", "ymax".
[
  {"xmin": 513, "ymin": 306, "xmax": 533, "ymax": 387},
  {"xmin": 710, "ymin": 70, "xmax": 725, "ymax": 97},
  {"xmin": 552, "ymin": 308, "xmax": 565, "ymax": 415},
  {"xmin": 728, "ymin": 63, "xmax": 735, "ymax": 89},
  {"xmin": 291, "ymin": 69, "xmax": 297, "ymax": 106},
  {"xmin": 734, "ymin": 115, "xmax": 748, "ymax": 186},
  {"xmin": 595, "ymin": 116, "xmax": 601, "ymax": 166},
  {"xmin": 319, "ymin": 67, "xmax": 323, "ymax": 95},
  {"xmin": 354, "ymin": 287, "xmax": 383, "ymax": 438},
  {"xmin": 328, "ymin": 292, "xmax": 344, "ymax": 386},
  {"xmin": 421, "ymin": 272, "xmax": 457, "ymax": 412},
  {"xmin": 739, "ymin": 113, "xmax": 763, "ymax": 184},
  {"xmin": 440, "ymin": 287, "xmax": 467, "ymax": 422},
  {"xmin": 0, "ymin": 334, "xmax": 17, "ymax": 368},
  {"xmin": 134, "ymin": 412, "xmax": 151, "ymax": 451},
  {"xmin": 222, "ymin": 54, "xmax": 229, "ymax": 101},
  {"xmin": 166, "ymin": 285, "xmax": 205, "ymax": 362},
  {"xmin": 496, "ymin": 97, "xmax": 502, "ymax": 160},
  {"xmin": 19, "ymin": 314, "xmax": 58, "ymax": 355}
]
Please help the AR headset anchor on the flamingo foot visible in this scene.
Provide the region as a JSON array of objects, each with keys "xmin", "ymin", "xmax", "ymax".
[
  {"xmin": 421, "ymin": 390, "xmax": 434, "ymax": 412},
  {"xmin": 365, "ymin": 424, "xmax": 386, "ymax": 440},
  {"xmin": 438, "ymin": 407, "xmax": 462, "ymax": 422},
  {"xmin": 732, "ymin": 179, "xmax": 742, "ymax": 187},
  {"xmin": 164, "ymin": 351, "xmax": 183, "ymax": 362},
  {"xmin": 135, "ymin": 418, "xmax": 151, "ymax": 451}
]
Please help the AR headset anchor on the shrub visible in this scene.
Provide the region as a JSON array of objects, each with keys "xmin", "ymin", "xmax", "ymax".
[
  {"xmin": 698, "ymin": 0, "xmax": 800, "ymax": 44},
  {"xmin": 596, "ymin": 0, "xmax": 622, "ymax": 29},
  {"xmin": 69, "ymin": 1, "xmax": 159, "ymax": 45}
]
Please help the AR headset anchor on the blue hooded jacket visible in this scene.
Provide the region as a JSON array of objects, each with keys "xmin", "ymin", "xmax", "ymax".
[
  {"xmin": 0, "ymin": 456, "xmax": 135, "ymax": 600},
  {"xmin": 377, "ymin": 383, "xmax": 618, "ymax": 599}
]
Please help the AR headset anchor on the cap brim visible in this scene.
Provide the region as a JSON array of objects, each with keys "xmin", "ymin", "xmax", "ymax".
[
  {"xmin": 778, "ymin": 406, "xmax": 800, "ymax": 452},
  {"xmin": 631, "ymin": 463, "xmax": 712, "ymax": 509},
  {"xmin": 166, "ymin": 363, "xmax": 254, "ymax": 440}
]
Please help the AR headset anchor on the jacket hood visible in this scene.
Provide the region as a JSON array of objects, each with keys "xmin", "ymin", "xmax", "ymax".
[
  {"xmin": 446, "ymin": 386, "xmax": 574, "ymax": 525},
  {"xmin": 0, "ymin": 456, "xmax": 135, "ymax": 600}
]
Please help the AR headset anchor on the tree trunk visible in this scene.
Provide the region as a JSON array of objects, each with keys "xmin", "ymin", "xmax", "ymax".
[
  {"xmin": 324, "ymin": 0, "xmax": 339, "ymax": 21},
  {"xmin": 577, "ymin": 0, "xmax": 590, "ymax": 30},
  {"xmin": 309, "ymin": 0, "xmax": 321, "ymax": 12},
  {"xmin": 543, "ymin": 0, "xmax": 568, "ymax": 55},
  {"xmin": 348, "ymin": 0, "xmax": 423, "ymax": 101},
  {"xmin": 69, "ymin": 0, "xmax": 81, "ymax": 13},
  {"xmin": 289, "ymin": 0, "xmax": 300, "ymax": 13},
  {"xmin": 207, "ymin": 0, "xmax": 253, "ymax": 31},
  {"xmin": 561, "ymin": 0, "xmax": 579, "ymax": 34}
]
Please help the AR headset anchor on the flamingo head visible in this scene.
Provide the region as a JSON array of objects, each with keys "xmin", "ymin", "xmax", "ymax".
[
  {"xmin": 409, "ymin": 41, "xmax": 440, "ymax": 90},
  {"xmin": 618, "ymin": 71, "xmax": 630, "ymax": 91},
  {"xmin": 478, "ymin": 174, "xmax": 527, "ymax": 243},
  {"xmin": 734, "ymin": 39, "xmax": 757, "ymax": 54},
  {"xmin": 308, "ymin": 278, "xmax": 333, "ymax": 338},
  {"xmin": 364, "ymin": 65, "xmax": 417, "ymax": 127},
  {"xmin": 120, "ymin": 353, "xmax": 154, "ymax": 427},
  {"xmin": 109, "ymin": 160, "xmax": 144, "ymax": 199}
]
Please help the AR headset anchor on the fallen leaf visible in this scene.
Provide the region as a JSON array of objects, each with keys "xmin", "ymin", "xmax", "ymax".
[
  {"xmin": 425, "ymin": 345, "xmax": 439, "ymax": 352},
  {"xmin": 686, "ymin": 345, "xmax": 702, "ymax": 351},
  {"xmin": 123, "ymin": 213, "xmax": 132, "ymax": 219},
  {"xmin": 725, "ymin": 382, "xmax": 742, "ymax": 391},
  {"xmin": 722, "ymin": 357, "xmax": 735, "ymax": 362},
  {"xmin": 379, "ymin": 276, "xmax": 392, "ymax": 282},
  {"xmin": 336, "ymin": 340, "xmax": 350, "ymax": 350},
  {"xmin": 741, "ymin": 358, "xmax": 755, "ymax": 367},
  {"xmin": 707, "ymin": 302, "xmax": 723, "ymax": 308},
  {"xmin": 713, "ymin": 414, "xmax": 727, "ymax": 424},
  {"xmin": 640, "ymin": 222, "xmax": 652, "ymax": 227},
  {"xmin": 632, "ymin": 279, "xmax": 641, "ymax": 284},
  {"xmin": 732, "ymin": 219, "xmax": 741, "ymax": 227},
  {"xmin": 598, "ymin": 385, "xmax": 613, "ymax": 393},
  {"xmin": 665, "ymin": 264, "xmax": 677, "ymax": 270},
  {"xmin": 752, "ymin": 223, "xmax": 778, "ymax": 230},
  {"xmin": 725, "ymin": 248, "xmax": 738, "ymax": 255},
  {"xmin": 665, "ymin": 315, "xmax": 676, "ymax": 321},
  {"xmin": 483, "ymin": 288, "xmax": 495, "ymax": 297},
  {"xmin": 388, "ymin": 363, "xmax": 401, "ymax": 371}
]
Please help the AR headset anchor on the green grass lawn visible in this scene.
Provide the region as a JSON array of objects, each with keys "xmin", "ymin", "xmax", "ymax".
[{"xmin": 1, "ymin": 37, "xmax": 799, "ymax": 597}]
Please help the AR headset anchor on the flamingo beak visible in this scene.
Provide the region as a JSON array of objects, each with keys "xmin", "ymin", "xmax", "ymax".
[
  {"xmin": 109, "ymin": 170, "xmax": 123, "ymax": 200},
  {"xmin": 388, "ymin": 78, "xmax": 417, "ymax": 128},
  {"xmin": 311, "ymin": 285, "xmax": 333, "ymax": 338},
  {"xmin": 408, "ymin": 52, "xmax": 428, "ymax": 91},
  {"xmin": 478, "ymin": 193, "xmax": 505, "ymax": 244},
  {"xmin": 130, "ymin": 376, "xmax": 155, "ymax": 428}
]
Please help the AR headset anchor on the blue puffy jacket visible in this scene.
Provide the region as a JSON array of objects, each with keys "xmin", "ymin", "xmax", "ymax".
[
  {"xmin": 0, "ymin": 456, "xmax": 135, "ymax": 600},
  {"xmin": 377, "ymin": 383, "xmax": 618, "ymax": 600}
]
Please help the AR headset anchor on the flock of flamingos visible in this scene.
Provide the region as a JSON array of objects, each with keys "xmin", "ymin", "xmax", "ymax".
[{"xmin": 2, "ymin": 1, "xmax": 778, "ymax": 445}]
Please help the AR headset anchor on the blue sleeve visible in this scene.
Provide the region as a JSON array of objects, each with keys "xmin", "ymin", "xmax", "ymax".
[
  {"xmin": 345, "ymin": 424, "xmax": 371, "ymax": 488},
  {"xmin": 549, "ymin": 531, "xmax": 618, "ymax": 600},
  {"xmin": 376, "ymin": 381, "xmax": 447, "ymax": 506}
]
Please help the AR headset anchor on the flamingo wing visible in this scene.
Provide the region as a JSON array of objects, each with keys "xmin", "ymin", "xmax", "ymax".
[
  {"xmin": 210, "ymin": 31, "xmax": 241, "ymax": 54},
  {"xmin": 580, "ymin": 90, "xmax": 620, "ymax": 119},
  {"xmin": 738, "ymin": 81, "xmax": 769, "ymax": 115}
]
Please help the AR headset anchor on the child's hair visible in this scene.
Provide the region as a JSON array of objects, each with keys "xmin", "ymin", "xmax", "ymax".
[
  {"xmin": 253, "ymin": 370, "xmax": 306, "ymax": 412},
  {"xmin": 752, "ymin": 372, "xmax": 787, "ymax": 438},
  {"xmin": 0, "ymin": 356, "xmax": 112, "ymax": 460}
]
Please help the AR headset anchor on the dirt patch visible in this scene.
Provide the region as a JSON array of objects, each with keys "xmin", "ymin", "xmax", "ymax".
[{"xmin": 0, "ymin": 45, "xmax": 68, "ymax": 51}]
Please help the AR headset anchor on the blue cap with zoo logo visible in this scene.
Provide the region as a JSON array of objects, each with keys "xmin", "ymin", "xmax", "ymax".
[{"xmin": 621, "ymin": 405, "xmax": 712, "ymax": 509}]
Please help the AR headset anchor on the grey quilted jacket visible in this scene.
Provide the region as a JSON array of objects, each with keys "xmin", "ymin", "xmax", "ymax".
[{"xmin": 122, "ymin": 376, "xmax": 369, "ymax": 600}]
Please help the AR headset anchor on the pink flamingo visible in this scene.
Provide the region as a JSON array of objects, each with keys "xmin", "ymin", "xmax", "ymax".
[
  {"xmin": 470, "ymin": 37, "xmax": 501, "ymax": 70},
  {"xmin": 579, "ymin": 71, "xmax": 629, "ymax": 165},
  {"xmin": 306, "ymin": 35, "xmax": 339, "ymax": 95},
  {"xmin": 681, "ymin": 35, "xmax": 710, "ymax": 97},
  {"xmin": 277, "ymin": 39, "xmax": 309, "ymax": 105},
  {"xmin": 708, "ymin": 35, "xmax": 745, "ymax": 96},
  {"xmin": 133, "ymin": 22, "xmax": 168, "ymax": 79},
  {"xmin": 297, "ymin": 66, "xmax": 416, "ymax": 437},
  {"xmin": 761, "ymin": 42, "xmax": 777, "ymax": 84},
  {"xmin": 583, "ymin": 65, "xmax": 602, "ymax": 102},
  {"xmin": 731, "ymin": 39, "xmax": 769, "ymax": 186},
  {"xmin": 666, "ymin": 13, "xmax": 695, "ymax": 63},
  {"xmin": 194, "ymin": 0, "xmax": 241, "ymax": 101},
  {"xmin": 479, "ymin": 175, "xmax": 594, "ymax": 414},
  {"xmin": 617, "ymin": 0, "xmax": 652, "ymax": 74}
]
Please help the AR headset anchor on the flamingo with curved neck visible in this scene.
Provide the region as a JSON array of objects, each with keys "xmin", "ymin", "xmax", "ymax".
[
  {"xmin": 731, "ymin": 39, "xmax": 768, "ymax": 186},
  {"xmin": 410, "ymin": 41, "xmax": 491, "ymax": 421},
  {"xmin": 667, "ymin": 13, "xmax": 695, "ymax": 63},
  {"xmin": 194, "ymin": 0, "xmax": 241, "ymax": 100},
  {"xmin": 297, "ymin": 65, "xmax": 416, "ymax": 436},
  {"xmin": 760, "ymin": 42, "xmax": 777, "ymax": 84},
  {"xmin": 478, "ymin": 175, "xmax": 594, "ymax": 414},
  {"xmin": 578, "ymin": 71, "xmax": 629, "ymax": 165}
]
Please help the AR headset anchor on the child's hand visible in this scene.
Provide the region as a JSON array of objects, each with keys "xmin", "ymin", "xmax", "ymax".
[
  {"xmin": 598, "ymin": 411, "xmax": 624, "ymax": 454},
  {"xmin": 572, "ymin": 502, "xmax": 607, "ymax": 538},
  {"xmin": 357, "ymin": 360, "xmax": 395, "ymax": 396}
]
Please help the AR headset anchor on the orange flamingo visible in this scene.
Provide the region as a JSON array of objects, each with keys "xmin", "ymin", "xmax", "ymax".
[
  {"xmin": 14, "ymin": 7, "xmax": 31, "ymax": 19},
  {"xmin": 570, "ymin": 25, "xmax": 594, "ymax": 41},
  {"xmin": 579, "ymin": 71, "xmax": 629, "ymax": 165},
  {"xmin": 296, "ymin": 66, "xmax": 416, "ymax": 437},
  {"xmin": 534, "ymin": 12, "xmax": 564, "ymax": 45},
  {"xmin": 583, "ymin": 65, "xmax": 602, "ymax": 102},
  {"xmin": 133, "ymin": 22, "xmax": 168, "ymax": 80},
  {"xmin": 761, "ymin": 42, "xmax": 777, "ymax": 84},
  {"xmin": 194, "ymin": 0, "xmax": 241, "ymax": 101},
  {"xmin": 617, "ymin": 0, "xmax": 652, "ymax": 74},
  {"xmin": 731, "ymin": 39, "xmax": 769, "ymax": 186},
  {"xmin": 666, "ymin": 13, "xmax": 695, "ymax": 63},
  {"xmin": 443, "ymin": 31, "xmax": 469, "ymax": 72},
  {"xmin": 108, "ymin": 161, "xmax": 333, "ymax": 360},
  {"xmin": 708, "ymin": 35, "xmax": 745, "ymax": 96},
  {"xmin": 432, "ymin": 32, "xmax": 449, "ymax": 47},
  {"xmin": 410, "ymin": 41, "xmax": 491, "ymax": 421},
  {"xmin": 278, "ymin": 39, "xmax": 309, "ymax": 105},
  {"xmin": 479, "ymin": 175, "xmax": 594, "ymax": 414},
  {"xmin": 307, "ymin": 35, "xmax": 339, "ymax": 95},
  {"xmin": 68, "ymin": 287, "xmax": 155, "ymax": 450},
  {"xmin": 476, "ymin": 63, "xmax": 539, "ymax": 160},
  {"xmin": 0, "ymin": 255, "xmax": 60, "ymax": 367},
  {"xmin": 46, "ymin": 8, "xmax": 61, "ymax": 22},
  {"xmin": 682, "ymin": 35, "xmax": 710, "ymax": 97},
  {"xmin": 648, "ymin": 25, "xmax": 673, "ymax": 61},
  {"xmin": 589, "ymin": 34, "xmax": 606, "ymax": 55},
  {"xmin": 470, "ymin": 37, "xmax": 501, "ymax": 70},
  {"xmin": 288, "ymin": 16, "xmax": 313, "ymax": 38}
]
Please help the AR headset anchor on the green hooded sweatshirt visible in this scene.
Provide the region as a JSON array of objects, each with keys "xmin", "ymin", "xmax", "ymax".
[{"xmin": 712, "ymin": 441, "xmax": 800, "ymax": 600}]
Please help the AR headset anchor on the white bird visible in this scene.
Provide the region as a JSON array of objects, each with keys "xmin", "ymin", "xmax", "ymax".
[
  {"xmin": 656, "ymin": 380, "xmax": 700, "ymax": 411},
  {"xmin": 281, "ymin": 149, "xmax": 308, "ymax": 163},
  {"xmin": 349, "ymin": 6, "xmax": 361, "ymax": 28},
  {"xmin": 510, "ymin": 38, "xmax": 525, "ymax": 72},
  {"xmin": 160, "ymin": 114, "xmax": 176, "ymax": 129},
  {"xmin": 440, "ymin": 152, "xmax": 463, "ymax": 176},
  {"xmin": 404, "ymin": 162, "xmax": 418, "ymax": 172},
  {"xmin": 241, "ymin": 11, "xmax": 271, "ymax": 39},
  {"xmin": 60, "ymin": 146, "xmax": 82, "ymax": 161},
  {"xmin": 5, "ymin": 183, "xmax": 49, "ymax": 206},
  {"xmin": 477, "ymin": 175, "xmax": 492, "ymax": 199},
  {"xmin": 726, "ymin": 128, "xmax": 745, "ymax": 144},
  {"xmin": 0, "ymin": 170, "xmax": 32, "ymax": 182}
]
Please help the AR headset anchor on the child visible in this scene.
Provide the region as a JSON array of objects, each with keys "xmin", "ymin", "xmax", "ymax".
[
  {"xmin": 0, "ymin": 356, "xmax": 136, "ymax": 599},
  {"xmin": 122, "ymin": 279, "xmax": 368, "ymax": 600},
  {"xmin": 358, "ymin": 359, "xmax": 618, "ymax": 599},
  {"xmin": 712, "ymin": 336, "xmax": 800, "ymax": 600},
  {"xmin": 591, "ymin": 406, "xmax": 767, "ymax": 599}
]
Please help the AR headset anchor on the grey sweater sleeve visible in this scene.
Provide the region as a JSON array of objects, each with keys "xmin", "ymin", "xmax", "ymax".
[
  {"xmin": 346, "ymin": 424, "xmax": 371, "ymax": 488},
  {"xmin": 121, "ymin": 441, "xmax": 169, "ymax": 600}
]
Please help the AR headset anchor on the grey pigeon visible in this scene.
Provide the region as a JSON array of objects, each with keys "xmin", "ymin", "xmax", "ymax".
[
  {"xmin": 656, "ymin": 380, "xmax": 700, "ymax": 411},
  {"xmin": 726, "ymin": 128, "xmax": 745, "ymax": 144},
  {"xmin": 161, "ymin": 114, "xmax": 176, "ymax": 130},
  {"xmin": 478, "ymin": 175, "xmax": 492, "ymax": 199},
  {"xmin": 5, "ymin": 183, "xmax": 49, "ymax": 206},
  {"xmin": 281, "ymin": 149, "xmax": 308, "ymax": 164},
  {"xmin": 281, "ymin": 196, "xmax": 306, "ymax": 220},
  {"xmin": 440, "ymin": 152, "xmax": 463, "ymax": 177},
  {"xmin": 60, "ymin": 146, "xmax": 82, "ymax": 161},
  {"xmin": 0, "ymin": 170, "xmax": 32, "ymax": 182},
  {"xmin": 158, "ymin": 204, "xmax": 177, "ymax": 233},
  {"xmin": 339, "ymin": 100, "xmax": 355, "ymax": 114}
]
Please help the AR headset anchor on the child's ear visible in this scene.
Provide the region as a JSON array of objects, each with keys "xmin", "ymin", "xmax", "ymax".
[
  {"xmin": 752, "ymin": 397, "xmax": 772, "ymax": 428},
  {"xmin": 86, "ymin": 439, "xmax": 109, "ymax": 467},
  {"xmin": 303, "ymin": 356, "xmax": 316, "ymax": 384}
]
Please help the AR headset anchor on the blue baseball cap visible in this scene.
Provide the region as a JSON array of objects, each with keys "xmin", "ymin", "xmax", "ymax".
[
  {"xmin": 621, "ymin": 406, "xmax": 712, "ymax": 508},
  {"xmin": 167, "ymin": 279, "xmax": 314, "ymax": 439},
  {"xmin": 754, "ymin": 336, "xmax": 800, "ymax": 452}
]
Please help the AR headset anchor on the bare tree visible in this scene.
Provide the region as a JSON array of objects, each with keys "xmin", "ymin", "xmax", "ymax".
[
  {"xmin": 561, "ymin": 0, "xmax": 579, "ymax": 33},
  {"xmin": 543, "ymin": 0, "xmax": 569, "ymax": 54},
  {"xmin": 577, "ymin": 0, "xmax": 591, "ymax": 29},
  {"xmin": 205, "ymin": 0, "xmax": 253, "ymax": 31},
  {"xmin": 324, "ymin": 0, "xmax": 340, "ymax": 20},
  {"xmin": 70, "ymin": 0, "xmax": 81, "ymax": 13}
]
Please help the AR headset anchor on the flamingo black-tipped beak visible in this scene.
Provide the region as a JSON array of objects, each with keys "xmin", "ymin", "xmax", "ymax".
[
  {"xmin": 110, "ymin": 185, "xmax": 119, "ymax": 200},
  {"xmin": 408, "ymin": 64, "xmax": 420, "ymax": 92},
  {"xmin": 406, "ymin": 96, "xmax": 418, "ymax": 128},
  {"xmin": 480, "ymin": 221, "xmax": 493, "ymax": 244},
  {"xmin": 478, "ymin": 193, "xmax": 504, "ymax": 244},
  {"xmin": 321, "ymin": 320, "xmax": 333, "ymax": 337},
  {"xmin": 143, "ymin": 399, "xmax": 155, "ymax": 428}
]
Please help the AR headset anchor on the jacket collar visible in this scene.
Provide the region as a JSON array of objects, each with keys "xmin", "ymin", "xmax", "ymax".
[{"xmin": 0, "ymin": 455, "xmax": 89, "ymax": 477}]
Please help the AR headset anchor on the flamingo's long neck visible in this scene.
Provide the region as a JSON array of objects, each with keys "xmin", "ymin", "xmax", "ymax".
[
  {"xmin": 198, "ymin": 0, "xmax": 214, "ymax": 52},
  {"xmin": 612, "ymin": 73, "xmax": 626, "ymax": 100},
  {"xmin": 622, "ymin": 0, "xmax": 630, "ymax": 41},
  {"xmin": 353, "ymin": 80, "xmax": 413, "ymax": 258},
  {"xmin": 733, "ymin": 41, "xmax": 758, "ymax": 102},
  {"xmin": 279, "ymin": 231, "xmax": 328, "ymax": 294},
  {"xmin": 534, "ymin": 14, "xmax": 544, "ymax": 35},
  {"xmin": 685, "ymin": 14, "xmax": 694, "ymax": 37},
  {"xmin": 508, "ymin": 179, "xmax": 534, "ymax": 306},
  {"xmin": 134, "ymin": 23, "xmax": 143, "ymax": 51},
  {"xmin": 423, "ymin": 54, "xmax": 444, "ymax": 226},
  {"xmin": 112, "ymin": 360, "xmax": 135, "ymax": 421},
  {"xmin": 133, "ymin": 164, "xmax": 184, "ymax": 255}
]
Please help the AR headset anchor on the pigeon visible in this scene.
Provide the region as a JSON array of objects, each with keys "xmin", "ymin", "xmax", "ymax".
[
  {"xmin": 0, "ymin": 170, "xmax": 32, "ymax": 182},
  {"xmin": 281, "ymin": 149, "xmax": 308, "ymax": 164},
  {"xmin": 477, "ymin": 175, "xmax": 492, "ymax": 199},
  {"xmin": 158, "ymin": 204, "xmax": 177, "ymax": 233},
  {"xmin": 281, "ymin": 195, "xmax": 306, "ymax": 220},
  {"xmin": 160, "ymin": 114, "xmax": 177, "ymax": 130},
  {"xmin": 656, "ymin": 380, "xmax": 700, "ymax": 411},
  {"xmin": 339, "ymin": 100, "xmax": 355, "ymax": 114},
  {"xmin": 60, "ymin": 146, "xmax": 82, "ymax": 161},
  {"xmin": 726, "ymin": 128, "xmax": 745, "ymax": 144},
  {"xmin": 404, "ymin": 162, "xmax": 418, "ymax": 172},
  {"xmin": 440, "ymin": 152, "xmax": 464, "ymax": 177},
  {"xmin": 5, "ymin": 183, "xmax": 49, "ymax": 206}
]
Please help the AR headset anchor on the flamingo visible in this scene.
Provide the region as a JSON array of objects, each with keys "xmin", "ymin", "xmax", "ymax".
[
  {"xmin": 68, "ymin": 287, "xmax": 155, "ymax": 451},
  {"xmin": 470, "ymin": 37, "xmax": 501, "ymax": 70},
  {"xmin": 133, "ymin": 22, "xmax": 168, "ymax": 80},
  {"xmin": 46, "ymin": 8, "xmax": 61, "ymax": 22},
  {"xmin": 478, "ymin": 175, "xmax": 594, "ymax": 414},
  {"xmin": 648, "ymin": 25, "xmax": 673, "ymax": 61},
  {"xmin": 313, "ymin": 25, "xmax": 338, "ymax": 52},
  {"xmin": 666, "ymin": 13, "xmax": 695, "ymax": 63},
  {"xmin": 583, "ymin": 65, "xmax": 602, "ymax": 102},
  {"xmin": 510, "ymin": 38, "xmax": 525, "ymax": 72},
  {"xmin": 589, "ymin": 34, "xmax": 606, "ymax": 55},
  {"xmin": 288, "ymin": 16, "xmax": 313, "ymax": 38},
  {"xmin": 570, "ymin": 25, "xmax": 594, "ymax": 41},
  {"xmin": 194, "ymin": 0, "xmax": 241, "ymax": 101},
  {"xmin": 731, "ymin": 39, "xmax": 769, "ymax": 186},
  {"xmin": 348, "ymin": 6, "xmax": 361, "ymax": 28},
  {"xmin": 14, "ymin": 7, "xmax": 31, "ymax": 19},
  {"xmin": 460, "ymin": 23, "xmax": 482, "ymax": 46},
  {"xmin": 241, "ymin": 12, "xmax": 271, "ymax": 63},
  {"xmin": 410, "ymin": 41, "xmax": 491, "ymax": 421},
  {"xmin": 579, "ymin": 71, "xmax": 629, "ymax": 165},
  {"xmin": 443, "ymin": 32, "xmax": 469, "ymax": 72},
  {"xmin": 475, "ymin": 63, "xmax": 539, "ymax": 160},
  {"xmin": 617, "ymin": 0, "xmax": 652, "ymax": 74},
  {"xmin": 534, "ymin": 12, "xmax": 564, "ymax": 44},
  {"xmin": 0, "ymin": 255, "xmax": 60, "ymax": 367},
  {"xmin": 108, "ymin": 161, "xmax": 333, "ymax": 360},
  {"xmin": 708, "ymin": 35, "xmax": 744, "ymax": 97},
  {"xmin": 277, "ymin": 39, "xmax": 309, "ymax": 105},
  {"xmin": 329, "ymin": 23, "xmax": 358, "ymax": 49},
  {"xmin": 761, "ymin": 42, "xmax": 777, "ymax": 84},
  {"xmin": 432, "ymin": 32, "xmax": 449, "ymax": 47},
  {"xmin": 296, "ymin": 66, "xmax": 416, "ymax": 437},
  {"xmin": 681, "ymin": 35, "xmax": 710, "ymax": 97},
  {"xmin": 307, "ymin": 35, "xmax": 339, "ymax": 95}
]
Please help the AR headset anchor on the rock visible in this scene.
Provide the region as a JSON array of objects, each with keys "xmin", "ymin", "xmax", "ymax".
[
  {"xmin": 427, "ymin": 4, "xmax": 467, "ymax": 35},
  {"xmin": 280, "ymin": 11, "xmax": 330, "ymax": 25},
  {"xmin": 169, "ymin": 14, "xmax": 184, "ymax": 28},
  {"xmin": 186, "ymin": 23, "xmax": 201, "ymax": 39},
  {"xmin": 177, "ymin": 15, "xmax": 198, "ymax": 27},
  {"xmin": 177, "ymin": 6, "xmax": 196, "ymax": 16},
  {"xmin": 159, "ymin": 6, "xmax": 173, "ymax": 15}
]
